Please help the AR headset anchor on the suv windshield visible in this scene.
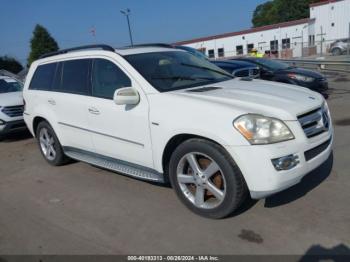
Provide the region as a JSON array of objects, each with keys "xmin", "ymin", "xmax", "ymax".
[
  {"xmin": 0, "ymin": 78, "xmax": 23, "ymax": 94},
  {"xmin": 176, "ymin": 46, "xmax": 209, "ymax": 61},
  {"xmin": 249, "ymin": 58, "xmax": 290, "ymax": 71},
  {"xmin": 125, "ymin": 51, "xmax": 232, "ymax": 92}
]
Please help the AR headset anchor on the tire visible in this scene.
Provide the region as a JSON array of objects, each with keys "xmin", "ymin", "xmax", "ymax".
[
  {"xmin": 36, "ymin": 121, "xmax": 69, "ymax": 166},
  {"xmin": 332, "ymin": 48, "xmax": 342, "ymax": 56},
  {"xmin": 168, "ymin": 138, "xmax": 247, "ymax": 219}
]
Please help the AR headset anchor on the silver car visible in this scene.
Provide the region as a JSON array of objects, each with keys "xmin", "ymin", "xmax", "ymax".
[{"xmin": 329, "ymin": 38, "xmax": 350, "ymax": 56}]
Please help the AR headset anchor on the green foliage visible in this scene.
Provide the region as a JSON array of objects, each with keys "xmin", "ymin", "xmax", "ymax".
[
  {"xmin": 0, "ymin": 56, "xmax": 24, "ymax": 74},
  {"xmin": 28, "ymin": 24, "xmax": 59, "ymax": 66},
  {"xmin": 252, "ymin": 0, "xmax": 321, "ymax": 27}
]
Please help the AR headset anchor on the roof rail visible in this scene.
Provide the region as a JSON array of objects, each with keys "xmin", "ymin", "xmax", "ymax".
[
  {"xmin": 39, "ymin": 44, "xmax": 115, "ymax": 59},
  {"xmin": 122, "ymin": 43, "xmax": 174, "ymax": 49}
]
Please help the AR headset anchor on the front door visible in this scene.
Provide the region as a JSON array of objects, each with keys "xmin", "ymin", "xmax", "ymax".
[{"xmin": 87, "ymin": 58, "xmax": 153, "ymax": 168}]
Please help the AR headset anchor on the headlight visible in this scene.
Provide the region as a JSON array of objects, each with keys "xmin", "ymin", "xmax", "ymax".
[
  {"xmin": 233, "ymin": 114, "xmax": 294, "ymax": 145},
  {"xmin": 288, "ymin": 73, "xmax": 314, "ymax": 82}
]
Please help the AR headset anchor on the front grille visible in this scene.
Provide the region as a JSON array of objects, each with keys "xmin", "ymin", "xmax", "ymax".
[
  {"xmin": 1, "ymin": 105, "xmax": 24, "ymax": 117},
  {"xmin": 298, "ymin": 106, "xmax": 330, "ymax": 138},
  {"xmin": 304, "ymin": 137, "xmax": 331, "ymax": 161}
]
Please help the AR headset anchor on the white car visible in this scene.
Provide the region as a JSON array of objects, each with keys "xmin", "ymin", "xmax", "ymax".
[
  {"xmin": 23, "ymin": 45, "xmax": 333, "ymax": 218},
  {"xmin": 0, "ymin": 75, "xmax": 26, "ymax": 140}
]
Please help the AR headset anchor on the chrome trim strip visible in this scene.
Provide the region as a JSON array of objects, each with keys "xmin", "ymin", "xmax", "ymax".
[
  {"xmin": 58, "ymin": 122, "xmax": 144, "ymax": 147},
  {"xmin": 63, "ymin": 146, "xmax": 164, "ymax": 183}
]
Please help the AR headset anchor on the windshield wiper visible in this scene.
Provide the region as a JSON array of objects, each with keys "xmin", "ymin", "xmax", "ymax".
[
  {"xmin": 151, "ymin": 75, "xmax": 215, "ymax": 81},
  {"xmin": 180, "ymin": 63, "xmax": 233, "ymax": 78}
]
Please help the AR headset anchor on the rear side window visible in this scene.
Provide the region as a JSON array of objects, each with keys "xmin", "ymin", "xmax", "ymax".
[
  {"xmin": 92, "ymin": 59, "xmax": 131, "ymax": 99},
  {"xmin": 29, "ymin": 63, "xmax": 57, "ymax": 90},
  {"xmin": 60, "ymin": 59, "xmax": 91, "ymax": 95}
]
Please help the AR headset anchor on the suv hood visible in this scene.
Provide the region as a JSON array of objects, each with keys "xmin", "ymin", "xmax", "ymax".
[
  {"xmin": 173, "ymin": 79, "xmax": 324, "ymax": 120},
  {"xmin": 0, "ymin": 92, "xmax": 23, "ymax": 107}
]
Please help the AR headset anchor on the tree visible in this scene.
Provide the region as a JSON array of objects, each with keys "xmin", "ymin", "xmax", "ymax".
[
  {"xmin": 28, "ymin": 24, "xmax": 59, "ymax": 66},
  {"xmin": 0, "ymin": 56, "xmax": 23, "ymax": 74},
  {"xmin": 252, "ymin": 0, "xmax": 321, "ymax": 28}
]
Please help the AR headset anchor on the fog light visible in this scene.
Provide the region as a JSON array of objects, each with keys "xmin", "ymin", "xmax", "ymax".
[
  {"xmin": 272, "ymin": 154, "xmax": 299, "ymax": 171},
  {"xmin": 0, "ymin": 119, "xmax": 4, "ymax": 125}
]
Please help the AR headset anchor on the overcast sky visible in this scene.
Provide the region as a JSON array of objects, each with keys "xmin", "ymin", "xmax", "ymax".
[{"xmin": 0, "ymin": 0, "xmax": 266, "ymax": 64}]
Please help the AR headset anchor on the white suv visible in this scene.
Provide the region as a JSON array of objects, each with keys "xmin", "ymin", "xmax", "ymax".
[
  {"xmin": 0, "ymin": 74, "xmax": 26, "ymax": 140},
  {"xmin": 23, "ymin": 45, "xmax": 333, "ymax": 218}
]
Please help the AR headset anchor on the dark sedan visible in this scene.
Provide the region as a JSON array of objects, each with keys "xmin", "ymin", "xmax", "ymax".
[
  {"xmin": 232, "ymin": 57, "xmax": 328, "ymax": 96},
  {"xmin": 212, "ymin": 60, "xmax": 260, "ymax": 78}
]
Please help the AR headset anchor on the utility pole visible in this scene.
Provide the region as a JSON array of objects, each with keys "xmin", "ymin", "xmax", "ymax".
[
  {"xmin": 301, "ymin": 29, "xmax": 304, "ymax": 57},
  {"xmin": 320, "ymin": 26, "xmax": 324, "ymax": 56},
  {"xmin": 301, "ymin": 24, "xmax": 308, "ymax": 57},
  {"xmin": 120, "ymin": 8, "xmax": 133, "ymax": 46}
]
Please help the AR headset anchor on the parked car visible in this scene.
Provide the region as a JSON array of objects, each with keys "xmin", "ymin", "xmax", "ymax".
[
  {"xmin": 329, "ymin": 38, "xmax": 350, "ymax": 56},
  {"xmin": 23, "ymin": 44, "xmax": 333, "ymax": 218},
  {"xmin": 0, "ymin": 74, "xmax": 26, "ymax": 140},
  {"xmin": 212, "ymin": 60, "xmax": 260, "ymax": 78},
  {"xmin": 233, "ymin": 57, "xmax": 328, "ymax": 96}
]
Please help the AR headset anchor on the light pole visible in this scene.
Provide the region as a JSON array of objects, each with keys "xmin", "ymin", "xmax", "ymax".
[
  {"xmin": 120, "ymin": 8, "xmax": 133, "ymax": 46},
  {"xmin": 302, "ymin": 24, "xmax": 308, "ymax": 57}
]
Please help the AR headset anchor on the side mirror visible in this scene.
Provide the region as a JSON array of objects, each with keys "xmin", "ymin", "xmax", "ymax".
[{"xmin": 113, "ymin": 87, "xmax": 140, "ymax": 105}]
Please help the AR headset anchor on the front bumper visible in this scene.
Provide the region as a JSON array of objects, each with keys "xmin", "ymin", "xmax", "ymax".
[
  {"xmin": 224, "ymin": 122, "xmax": 333, "ymax": 199},
  {"xmin": 0, "ymin": 119, "xmax": 27, "ymax": 136}
]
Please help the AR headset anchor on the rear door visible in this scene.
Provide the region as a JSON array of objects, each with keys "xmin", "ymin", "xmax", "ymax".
[{"xmin": 51, "ymin": 59, "xmax": 95, "ymax": 152}]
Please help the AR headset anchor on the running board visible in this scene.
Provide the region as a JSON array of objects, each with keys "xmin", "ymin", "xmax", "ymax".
[{"xmin": 63, "ymin": 147, "xmax": 164, "ymax": 183}]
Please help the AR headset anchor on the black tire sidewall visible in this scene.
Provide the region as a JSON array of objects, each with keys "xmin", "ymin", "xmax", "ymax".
[
  {"xmin": 169, "ymin": 139, "xmax": 246, "ymax": 219},
  {"xmin": 36, "ymin": 121, "xmax": 66, "ymax": 166}
]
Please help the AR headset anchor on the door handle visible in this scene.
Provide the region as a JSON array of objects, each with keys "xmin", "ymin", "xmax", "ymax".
[
  {"xmin": 48, "ymin": 99, "xmax": 56, "ymax": 105},
  {"xmin": 88, "ymin": 107, "xmax": 100, "ymax": 115}
]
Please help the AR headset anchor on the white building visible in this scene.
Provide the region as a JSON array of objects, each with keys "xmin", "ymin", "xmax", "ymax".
[{"xmin": 175, "ymin": 0, "xmax": 350, "ymax": 58}]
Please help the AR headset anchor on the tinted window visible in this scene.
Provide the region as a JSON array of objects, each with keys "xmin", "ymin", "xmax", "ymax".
[
  {"xmin": 218, "ymin": 48, "xmax": 225, "ymax": 57},
  {"xmin": 29, "ymin": 63, "xmax": 57, "ymax": 90},
  {"xmin": 247, "ymin": 44, "xmax": 254, "ymax": 53},
  {"xmin": 236, "ymin": 45, "xmax": 243, "ymax": 55},
  {"xmin": 92, "ymin": 59, "xmax": 131, "ymax": 99},
  {"xmin": 0, "ymin": 78, "xmax": 23, "ymax": 93},
  {"xmin": 52, "ymin": 62, "xmax": 63, "ymax": 91},
  {"xmin": 61, "ymin": 59, "xmax": 91, "ymax": 95},
  {"xmin": 270, "ymin": 40, "xmax": 278, "ymax": 51},
  {"xmin": 208, "ymin": 49, "xmax": 215, "ymax": 58}
]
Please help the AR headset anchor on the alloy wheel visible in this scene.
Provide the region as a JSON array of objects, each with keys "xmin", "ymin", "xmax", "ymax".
[
  {"xmin": 39, "ymin": 127, "xmax": 56, "ymax": 161},
  {"xmin": 176, "ymin": 152, "xmax": 226, "ymax": 209}
]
